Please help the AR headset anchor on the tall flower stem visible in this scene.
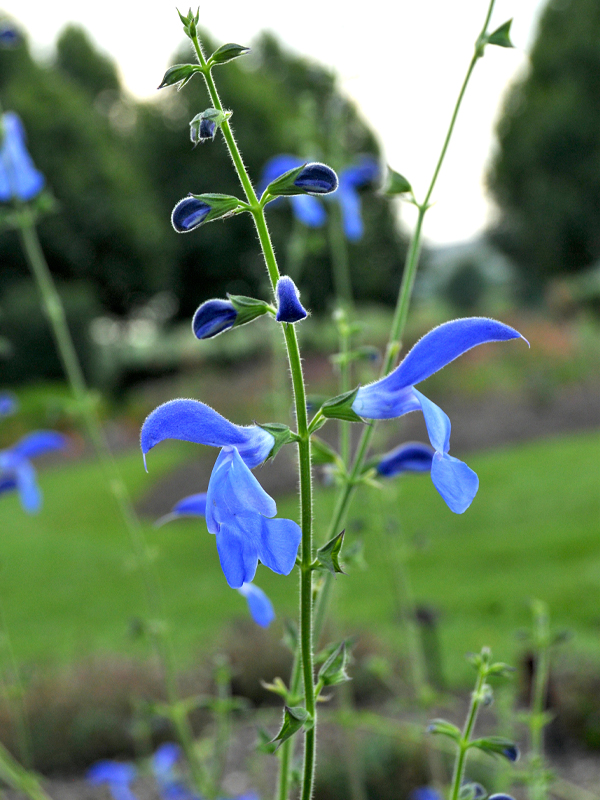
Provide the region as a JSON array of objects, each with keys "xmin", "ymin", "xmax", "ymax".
[
  {"xmin": 15, "ymin": 211, "xmax": 206, "ymax": 795},
  {"xmin": 528, "ymin": 601, "xmax": 551, "ymax": 800},
  {"xmin": 190, "ymin": 34, "xmax": 317, "ymax": 800},
  {"xmin": 449, "ymin": 653, "xmax": 489, "ymax": 800}
]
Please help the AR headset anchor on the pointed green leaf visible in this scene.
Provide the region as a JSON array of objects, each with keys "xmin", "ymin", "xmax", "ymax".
[
  {"xmin": 321, "ymin": 387, "xmax": 362, "ymax": 423},
  {"xmin": 427, "ymin": 718, "xmax": 461, "ymax": 742},
  {"xmin": 317, "ymin": 530, "xmax": 346, "ymax": 575},
  {"xmin": 158, "ymin": 63, "xmax": 203, "ymax": 90},
  {"xmin": 318, "ymin": 641, "xmax": 350, "ymax": 687},
  {"xmin": 384, "ymin": 167, "xmax": 412, "ymax": 196},
  {"xmin": 270, "ymin": 706, "xmax": 312, "ymax": 750},
  {"xmin": 487, "ymin": 19, "xmax": 514, "ymax": 48},
  {"xmin": 256, "ymin": 726, "xmax": 279, "ymax": 755},
  {"xmin": 209, "ymin": 43, "xmax": 251, "ymax": 65}
]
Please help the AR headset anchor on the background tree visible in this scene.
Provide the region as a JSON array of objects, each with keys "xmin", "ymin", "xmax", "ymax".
[{"xmin": 488, "ymin": 0, "xmax": 600, "ymax": 298}]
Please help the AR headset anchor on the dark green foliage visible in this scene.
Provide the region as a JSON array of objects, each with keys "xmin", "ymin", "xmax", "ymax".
[{"xmin": 489, "ymin": 0, "xmax": 600, "ymax": 297}]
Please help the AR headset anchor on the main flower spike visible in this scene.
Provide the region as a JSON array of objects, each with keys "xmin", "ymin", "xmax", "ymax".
[
  {"xmin": 0, "ymin": 112, "xmax": 45, "ymax": 203},
  {"xmin": 238, "ymin": 582, "xmax": 275, "ymax": 627},
  {"xmin": 276, "ymin": 276, "xmax": 307, "ymax": 323},
  {"xmin": 206, "ymin": 446, "xmax": 301, "ymax": 588},
  {"xmin": 259, "ymin": 154, "xmax": 326, "ymax": 227},
  {"xmin": 141, "ymin": 399, "xmax": 275, "ymax": 469},
  {"xmin": 376, "ymin": 442, "xmax": 434, "ymax": 477},
  {"xmin": 0, "ymin": 430, "xmax": 68, "ymax": 513},
  {"xmin": 335, "ymin": 155, "xmax": 380, "ymax": 241},
  {"xmin": 351, "ymin": 318, "xmax": 528, "ymax": 513}
]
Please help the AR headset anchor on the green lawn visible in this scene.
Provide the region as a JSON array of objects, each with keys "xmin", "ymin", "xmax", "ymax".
[{"xmin": 0, "ymin": 430, "xmax": 598, "ymax": 687}]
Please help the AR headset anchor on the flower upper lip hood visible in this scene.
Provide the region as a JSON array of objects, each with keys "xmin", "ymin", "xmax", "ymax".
[
  {"xmin": 0, "ymin": 430, "xmax": 68, "ymax": 513},
  {"xmin": 140, "ymin": 399, "xmax": 275, "ymax": 469},
  {"xmin": 0, "ymin": 112, "xmax": 45, "ymax": 202}
]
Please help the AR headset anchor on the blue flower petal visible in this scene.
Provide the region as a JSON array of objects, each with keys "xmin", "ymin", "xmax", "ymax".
[
  {"xmin": 257, "ymin": 516, "xmax": 301, "ymax": 576},
  {"xmin": 87, "ymin": 761, "xmax": 137, "ymax": 786},
  {"xmin": 337, "ymin": 185, "xmax": 363, "ymax": 241},
  {"xmin": 0, "ymin": 393, "xmax": 17, "ymax": 417},
  {"xmin": 290, "ymin": 194, "xmax": 326, "ymax": 227},
  {"xmin": 192, "ymin": 299, "xmax": 237, "ymax": 339},
  {"xmin": 171, "ymin": 196, "xmax": 210, "ymax": 233},
  {"xmin": 238, "ymin": 582, "xmax": 275, "ymax": 628},
  {"xmin": 353, "ymin": 384, "xmax": 421, "ymax": 420},
  {"xmin": 376, "ymin": 442, "xmax": 434, "ymax": 476},
  {"xmin": 410, "ymin": 789, "xmax": 443, "ymax": 800},
  {"xmin": 216, "ymin": 519, "xmax": 259, "ymax": 588},
  {"xmin": 11, "ymin": 430, "xmax": 68, "ymax": 460},
  {"xmin": 294, "ymin": 162, "xmax": 338, "ymax": 194},
  {"xmin": 206, "ymin": 448, "xmax": 276, "ymax": 532},
  {"xmin": 152, "ymin": 742, "xmax": 181, "ymax": 777},
  {"xmin": 413, "ymin": 389, "xmax": 451, "ymax": 454},
  {"xmin": 0, "ymin": 476, "xmax": 17, "ymax": 495},
  {"xmin": 339, "ymin": 156, "xmax": 380, "ymax": 190},
  {"xmin": 259, "ymin": 154, "xmax": 303, "ymax": 189},
  {"xmin": 276, "ymin": 276, "xmax": 307, "ymax": 323},
  {"xmin": 172, "ymin": 493, "xmax": 207, "ymax": 517},
  {"xmin": 15, "ymin": 460, "xmax": 41, "ymax": 513},
  {"xmin": 0, "ymin": 112, "xmax": 45, "ymax": 202},
  {"xmin": 140, "ymin": 399, "xmax": 274, "ymax": 469},
  {"xmin": 430, "ymin": 453, "xmax": 479, "ymax": 514}
]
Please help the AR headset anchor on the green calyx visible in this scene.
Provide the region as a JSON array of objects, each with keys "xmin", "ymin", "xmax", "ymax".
[
  {"xmin": 262, "ymin": 163, "xmax": 308, "ymax": 199},
  {"xmin": 383, "ymin": 167, "xmax": 412, "ymax": 196},
  {"xmin": 258, "ymin": 422, "xmax": 298, "ymax": 460},
  {"xmin": 177, "ymin": 7, "xmax": 200, "ymax": 39},
  {"xmin": 190, "ymin": 193, "xmax": 244, "ymax": 223},
  {"xmin": 320, "ymin": 387, "xmax": 363, "ymax": 423}
]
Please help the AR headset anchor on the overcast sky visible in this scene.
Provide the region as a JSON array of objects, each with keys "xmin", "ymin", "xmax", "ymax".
[{"xmin": 3, "ymin": 0, "xmax": 548, "ymax": 244}]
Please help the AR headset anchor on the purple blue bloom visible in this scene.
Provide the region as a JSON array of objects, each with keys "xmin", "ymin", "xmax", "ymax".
[
  {"xmin": 335, "ymin": 155, "xmax": 380, "ymax": 241},
  {"xmin": 259, "ymin": 155, "xmax": 326, "ymax": 227},
  {"xmin": 237, "ymin": 582, "xmax": 275, "ymax": 627},
  {"xmin": 86, "ymin": 761, "xmax": 138, "ymax": 800},
  {"xmin": 0, "ymin": 430, "xmax": 68, "ymax": 513},
  {"xmin": 376, "ymin": 442, "xmax": 434, "ymax": 477},
  {"xmin": 353, "ymin": 318, "xmax": 527, "ymax": 513},
  {"xmin": 205, "ymin": 446, "xmax": 300, "ymax": 588},
  {"xmin": 275, "ymin": 276, "xmax": 307, "ymax": 323},
  {"xmin": 410, "ymin": 789, "xmax": 443, "ymax": 800},
  {"xmin": 192, "ymin": 299, "xmax": 238, "ymax": 339},
  {"xmin": 0, "ymin": 112, "xmax": 45, "ymax": 203},
  {"xmin": 171, "ymin": 196, "xmax": 211, "ymax": 233},
  {"xmin": 0, "ymin": 393, "xmax": 17, "ymax": 418},
  {"xmin": 293, "ymin": 162, "xmax": 338, "ymax": 194},
  {"xmin": 141, "ymin": 399, "xmax": 275, "ymax": 469}
]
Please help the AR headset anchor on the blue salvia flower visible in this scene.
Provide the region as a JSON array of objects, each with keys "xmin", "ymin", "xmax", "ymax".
[
  {"xmin": 0, "ymin": 112, "xmax": 45, "ymax": 202},
  {"xmin": 259, "ymin": 155, "xmax": 326, "ymax": 228},
  {"xmin": 275, "ymin": 276, "xmax": 307, "ymax": 323},
  {"xmin": 334, "ymin": 155, "xmax": 380, "ymax": 241},
  {"xmin": 237, "ymin": 582, "xmax": 275, "ymax": 627},
  {"xmin": 376, "ymin": 442, "xmax": 434, "ymax": 477},
  {"xmin": 141, "ymin": 399, "xmax": 275, "ymax": 469},
  {"xmin": 0, "ymin": 430, "xmax": 68, "ymax": 513},
  {"xmin": 155, "ymin": 492, "xmax": 275, "ymax": 627},
  {"xmin": 205, "ymin": 446, "xmax": 300, "ymax": 588},
  {"xmin": 410, "ymin": 789, "xmax": 443, "ymax": 800},
  {"xmin": 293, "ymin": 162, "xmax": 338, "ymax": 194},
  {"xmin": 171, "ymin": 195, "xmax": 211, "ymax": 233},
  {"xmin": 86, "ymin": 761, "xmax": 138, "ymax": 800},
  {"xmin": 0, "ymin": 393, "xmax": 17, "ymax": 418},
  {"xmin": 192, "ymin": 299, "xmax": 238, "ymax": 339},
  {"xmin": 352, "ymin": 318, "xmax": 528, "ymax": 514},
  {"xmin": 152, "ymin": 743, "xmax": 199, "ymax": 800}
]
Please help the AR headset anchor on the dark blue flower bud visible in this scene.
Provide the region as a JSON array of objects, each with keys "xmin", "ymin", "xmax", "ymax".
[
  {"xmin": 294, "ymin": 162, "xmax": 338, "ymax": 194},
  {"xmin": 171, "ymin": 195, "xmax": 210, "ymax": 232},
  {"xmin": 189, "ymin": 108, "xmax": 229, "ymax": 146},
  {"xmin": 0, "ymin": 24, "xmax": 19, "ymax": 48},
  {"xmin": 192, "ymin": 299, "xmax": 237, "ymax": 339},
  {"xmin": 488, "ymin": 795, "xmax": 516, "ymax": 800},
  {"xmin": 275, "ymin": 276, "xmax": 307, "ymax": 323},
  {"xmin": 501, "ymin": 744, "xmax": 520, "ymax": 763}
]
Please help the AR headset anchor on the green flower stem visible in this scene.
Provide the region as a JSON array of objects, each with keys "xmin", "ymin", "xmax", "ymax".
[
  {"xmin": 449, "ymin": 659, "xmax": 488, "ymax": 800},
  {"xmin": 328, "ymin": 202, "xmax": 354, "ymax": 309},
  {"xmin": 529, "ymin": 601, "xmax": 551, "ymax": 800},
  {"xmin": 0, "ymin": 739, "xmax": 50, "ymax": 800},
  {"xmin": 0, "ymin": 594, "xmax": 32, "ymax": 769},
  {"xmin": 16, "ymin": 213, "xmax": 206, "ymax": 795},
  {"xmin": 191, "ymin": 33, "xmax": 317, "ymax": 800}
]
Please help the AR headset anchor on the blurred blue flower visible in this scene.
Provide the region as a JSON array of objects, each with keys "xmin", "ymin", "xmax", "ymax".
[
  {"xmin": 410, "ymin": 789, "xmax": 443, "ymax": 800},
  {"xmin": 353, "ymin": 318, "xmax": 527, "ymax": 513},
  {"xmin": 259, "ymin": 155, "xmax": 326, "ymax": 228},
  {"xmin": 334, "ymin": 155, "xmax": 380, "ymax": 241},
  {"xmin": 376, "ymin": 442, "xmax": 434, "ymax": 477},
  {"xmin": 0, "ymin": 23, "xmax": 19, "ymax": 47},
  {"xmin": 0, "ymin": 393, "xmax": 17, "ymax": 418},
  {"xmin": 0, "ymin": 112, "xmax": 45, "ymax": 202},
  {"xmin": 87, "ymin": 761, "xmax": 138, "ymax": 800},
  {"xmin": 141, "ymin": 399, "xmax": 275, "ymax": 469},
  {"xmin": 192, "ymin": 299, "xmax": 237, "ymax": 339},
  {"xmin": 237, "ymin": 582, "xmax": 275, "ymax": 627},
  {"xmin": 0, "ymin": 429, "xmax": 67, "ymax": 513},
  {"xmin": 152, "ymin": 743, "xmax": 199, "ymax": 800},
  {"xmin": 206, "ymin": 446, "xmax": 301, "ymax": 588},
  {"xmin": 275, "ymin": 276, "xmax": 307, "ymax": 323}
]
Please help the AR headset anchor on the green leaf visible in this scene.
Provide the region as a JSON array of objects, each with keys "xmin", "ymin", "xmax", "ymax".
[
  {"xmin": 256, "ymin": 726, "xmax": 279, "ymax": 755},
  {"xmin": 270, "ymin": 706, "xmax": 312, "ymax": 750},
  {"xmin": 209, "ymin": 43, "xmax": 251, "ymax": 65},
  {"xmin": 487, "ymin": 661, "xmax": 516, "ymax": 678},
  {"xmin": 310, "ymin": 436, "xmax": 340, "ymax": 466},
  {"xmin": 384, "ymin": 167, "xmax": 412, "ymax": 196},
  {"xmin": 486, "ymin": 19, "xmax": 514, "ymax": 48},
  {"xmin": 320, "ymin": 387, "xmax": 363, "ymax": 423},
  {"xmin": 258, "ymin": 422, "xmax": 296, "ymax": 460},
  {"xmin": 469, "ymin": 736, "xmax": 520, "ymax": 762},
  {"xmin": 318, "ymin": 641, "xmax": 350, "ymax": 686},
  {"xmin": 227, "ymin": 293, "xmax": 271, "ymax": 329},
  {"xmin": 427, "ymin": 718, "xmax": 461, "ymax": 742},
  {"xmin": 158, "ymin": 63, "xmax": 202, "ymax": 90},
  {"xmin": 317, "ymin": 530, "xmax": 346, "ymax": 575}
]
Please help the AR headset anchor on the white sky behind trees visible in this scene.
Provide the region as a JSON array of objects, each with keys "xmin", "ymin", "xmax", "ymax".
[{"xmin": 3, "ymin": 0, "xmax": 547, "ymax": 243}]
